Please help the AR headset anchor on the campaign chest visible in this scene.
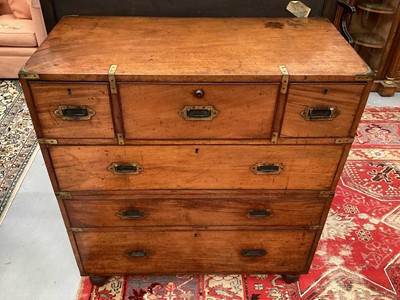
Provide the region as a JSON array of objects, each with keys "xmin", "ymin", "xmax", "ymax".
[{"xmin": 19, "ymin": 16, "xmax": 373, "ymax": 285}]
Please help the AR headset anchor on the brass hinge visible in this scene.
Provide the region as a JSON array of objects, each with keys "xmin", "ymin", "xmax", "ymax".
[
  {"xmin": 117, "ymin": 132, "xmax": 125, "ymax": 145},
  {"xmin": 335, "ymin": 137, "xmax": 354, "ymax": 144},
  {"xmin": 355, "ymin": 67, "xmax": 375, "ymax": 81},
  {"xmin": 56, "ymin": 191, "xmax": 72, "ymax": 199},
  {"xmin": 37, "ymin": 138, "xmax": 58, "ymax": 145},
  {"xmin": 19, "ymin": 64, "xmax": 40, "ymax": 80},
  {"xmin": 271, "ymin": 131, "xmax": 279, "ymax": 144},
  {"xmin": 279, "ymin": 65, "xmax": 289, "ymax": 94},
  {"xmin": 70, "ymin": 228, "xmax": 83, "ymax": 232},
  {"xmin": 319, "ymin": 191, "xmax": 335, "ymax": 197},
  {"xmin": 108, "ymin": 64, "xmax": 118, "ymax": 94}
]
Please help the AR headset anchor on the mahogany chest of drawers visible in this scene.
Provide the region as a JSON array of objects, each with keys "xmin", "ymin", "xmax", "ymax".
[{"xmin": 20, "ymin": 16, "xmax": 373, "ymax": 285}]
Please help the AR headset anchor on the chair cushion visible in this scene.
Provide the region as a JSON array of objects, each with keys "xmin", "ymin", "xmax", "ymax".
[
  {"xmin": 0, "ymin": 18, "xmax": 37, "ymax": 46},
  {"xmin": 7, "ymin": 0, "xmax": 31, "ymax": 19},
  {"xmin": 0, "ymin": 0, "xmax": 13, "ymax": 15}
]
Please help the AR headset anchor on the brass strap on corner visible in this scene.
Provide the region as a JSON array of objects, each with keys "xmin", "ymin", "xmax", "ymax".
[
  {"xmin": 279, "ymin": 65, "xmax": 289, "ymax": 94},
  {"xmin": 56, "ymin": 191, "xmax": 72, "ymax": 199},
  {"xmin": 335, "ymin": 137, "xmax": 354, "ymax": 144},
  {"xmin": 19, "ymin": 64, "xmax": 39, "ymax": 80},
  {"xmin": 108, "ymin": 64, "xmax": 118, "ymax": 94},
  {"xmin": 38, "ymin": 138, "xmax": 58, "ymax": 145},
  {"xmin": 355, "ymin": 66, "xmax": 375, "ymax": 81}
]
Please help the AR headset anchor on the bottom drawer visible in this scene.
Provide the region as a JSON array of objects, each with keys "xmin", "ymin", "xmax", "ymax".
[{"xmin": 76, "ymin": 230, "xmax": 316, "ymax": 275}]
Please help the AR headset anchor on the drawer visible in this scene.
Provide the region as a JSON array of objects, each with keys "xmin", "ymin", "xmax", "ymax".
[
  {"xmin": 119, "ymin": 83, "xmax": 278, "ymax": 139},
  {"xmin": 29, "ymin": 82, "xmax": 115, "ymax": 139},
  {"xmin": 281, "ymin": 83, "xmax": 365, "ymax": 138},
  {"xmin": 75, "ymin": 230, "xmax": 316, "ymax": 274},
  {"xmin": 50, "ymin": 145, "xmax": 343, "ymax": 190},
  {"xmin": 65, "ymin": 198, "xmax": 326, "ymax": 228}
]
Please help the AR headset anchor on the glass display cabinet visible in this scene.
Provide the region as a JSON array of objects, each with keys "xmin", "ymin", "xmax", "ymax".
[{"xmin": 340, "ymin": 0, "xmax": 400, "ymax": 96}]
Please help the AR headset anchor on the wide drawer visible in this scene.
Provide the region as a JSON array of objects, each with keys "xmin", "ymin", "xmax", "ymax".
[
  {"xmin": 76, "ymin": 230, "xmax": 316, "ymax": 274},
  {"xmin": 281, "ymin": 83, "xmax": 365, "ymax": 138},
  {"xmin": 119, "ymin": 83, "xmax": 278, "ymax": 139},
  {"xmin": 29, "ymin": 82, "xmax": 115, "ymax": 139},
  {"xmin": 65, "ymin": 197, "xmax": 326, "ymax": 228},
  {"xmin": 50, "ymin": 145, "xmax": 344, "ymax": 190}
]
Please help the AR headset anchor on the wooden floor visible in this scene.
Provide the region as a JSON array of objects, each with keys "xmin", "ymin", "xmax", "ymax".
[{"xmin": 0, "ymin": 92, "xmax": 398, "ymax": 299}]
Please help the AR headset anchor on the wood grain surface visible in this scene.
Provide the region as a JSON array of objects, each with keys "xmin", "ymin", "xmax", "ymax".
[
  {"xmin": 50, "ymin": 145, "xmax": 344, "ymax": 190},
  {"xmin": 76, "ymin": 230, "xmax": 316, "ymax": 274},
  {"xmin": 65, "ymin": 197, "xmax": 326, "ymax": 228},
  {"xmin": 119, "ymin": 83, "xmax": 278, "ymax": 139},
  {"xmin": 24, "ymin": 16, "xmax": 370, "ymax": 82},
  {"xmin": 30, "ymin": 82, "xmax": 115, "ymax": 139},
  {"xmin": 281, "ymin": 83, "xmax": 365, "ymax": 137}
]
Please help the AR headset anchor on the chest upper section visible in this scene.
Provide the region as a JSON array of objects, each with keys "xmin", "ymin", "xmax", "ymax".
[{"xmin": 21, "ymin": 16, "xmax": 372, "ymax": 82}]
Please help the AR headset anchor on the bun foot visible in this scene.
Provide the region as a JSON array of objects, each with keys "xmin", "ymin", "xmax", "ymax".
[
  {"xmin": 282, "ymin": 274, "xmax": 300, "ymax": 284},
  {"xmin": 89, "ymin": 275, "xmax": 109, "ymax": 286}
]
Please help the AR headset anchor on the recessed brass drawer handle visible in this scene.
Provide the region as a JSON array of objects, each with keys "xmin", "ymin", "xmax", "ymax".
[
  {"xmin": 179, "ymin": 105, "xmax": 218, "ymax": 121},
  {"xmin": 107, "ymin": 162, "xmax": 143, "ymax": 174},
  {"xmin": 249, "ymin": 209, "xmax": 272, "ymax": 218},
  {"xmin": 125, "ymin": 250, "xmax": 148, "ymax": 258},
  {"xmin": 301, "ymin": 106, "xmax": 340, "ymax": 121},
  {"xmin": 241, "ymin": 249, "xmax": 267, "ymax": 257},
  {"xmin": 54, "ymin": 105, "xmax": 96, "ymax": 120},
  {"xmin": 251, "ymin": 163, "xmax": 285, "ymax": 175},
  {"xmin": 117, "ymin": 209, "xmax": 146, "ymax": 219}
]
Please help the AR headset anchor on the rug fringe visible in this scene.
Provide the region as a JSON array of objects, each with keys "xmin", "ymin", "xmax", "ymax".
[{"xmin": 0, "ymin": 143, "xmax": 39, "ymax": 226}]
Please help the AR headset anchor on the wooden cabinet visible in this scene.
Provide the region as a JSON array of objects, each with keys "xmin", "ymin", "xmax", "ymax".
[
  {"xmin": 337, "ymin": 0, "xmax": 400, "ymax": 96},
  {"xmin": 19, "ymin": 16, "xmax": 372, "ymax": 285}
]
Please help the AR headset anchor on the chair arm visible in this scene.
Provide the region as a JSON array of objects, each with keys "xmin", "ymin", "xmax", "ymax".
[
  {"xmin": 27, "ymin": 0, "xmax": 47, "ymax": 45},
  {"xmin": 337, "ymin": 0, "xmax": 356, "ymax": 44}
]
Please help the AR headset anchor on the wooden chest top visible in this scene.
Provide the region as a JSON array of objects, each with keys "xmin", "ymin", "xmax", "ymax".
[{"xmin": 23, "ymin": 16, "xmax": 371, "ymax": 82}]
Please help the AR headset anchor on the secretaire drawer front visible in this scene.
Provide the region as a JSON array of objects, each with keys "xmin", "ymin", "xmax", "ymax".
[
  {"xmin": 281, "ymin": 84, "xmax": 365, "ymax": 138},
  {"xmin": 29, "ymin": 82, "xmax": 115, "ymax": 139},
  {"xmin": 76, "ymin": 230, "xmax": 316, "ymax": 274},
  {"xmin": 50, "ymin": 145, "xmax": 343, "ymax": 190},
  {"xmin": 119, "ymin": 84, "xmax": 278, "ymax": 139},
  {"xmin": 65, "ymin": 198, "xmax": 326, "ymax": 228}
]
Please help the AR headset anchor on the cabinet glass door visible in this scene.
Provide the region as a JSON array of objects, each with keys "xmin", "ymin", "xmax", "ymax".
[{"xmin": 349, "ymin": 0, "xmax": 400, "ymax": 72}]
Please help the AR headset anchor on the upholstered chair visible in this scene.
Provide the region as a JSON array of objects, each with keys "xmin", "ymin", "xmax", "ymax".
[{"xmin": 0, "ymin": 0, "xmax": 46, "ymax": 78}]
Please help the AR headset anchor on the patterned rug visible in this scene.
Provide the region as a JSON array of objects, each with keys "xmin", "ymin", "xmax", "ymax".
[
  {"xmin": 76, "ymin": 106, "xmax": 400, "ymax": 300},
  {"xmin": 0, "ymin": 80, "xmax": 38, "ymax": 225}
]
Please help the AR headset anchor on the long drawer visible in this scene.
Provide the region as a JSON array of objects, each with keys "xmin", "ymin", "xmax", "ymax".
[
  {"xmin": 75, "ymin": 230, "xmax": 316, "ymax": 274},
  {"xmin": 50, "ymin": 145, "xmax": 344, "ymax": 190},
  {"xmin": 64, "ymin": 197, "xmax": 326, "ymax": 228}
]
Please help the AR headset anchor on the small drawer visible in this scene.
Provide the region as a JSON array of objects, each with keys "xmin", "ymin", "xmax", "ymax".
[
  {"xmin": 119, "ymin": 83, "xmax": 279, "ymax": 139},
  {"xmin": 75, "ymin": 230, "xmax": 316, "ymax": 274},
  {"xmin": 29, "ymin": 82, "xmax": 115, "ymax": 139},
  {"xmin": 50, "ymin": 145, "xmax": 343, "ymax": 191},
  {"xmin": 65, "ymin": 198, "xmax": 326, "ymax": 228},
  {"xmin": 281, "ymin": 83, "xmax": 365, "ymax": 138}
]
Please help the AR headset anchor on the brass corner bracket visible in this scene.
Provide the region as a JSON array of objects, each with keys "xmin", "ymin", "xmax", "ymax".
[
  {"xmin": 279, "ymin": 65, "xmax": 289, "ymax": 94},
  {"xmin": 19, "ymin": 64, "xmax": 39, "ymax": 80},
  {"xmin": 355, "ymin": 67, "xmax": 375, "ymax": 81},
  {"xmin": 108, "ymin": 64, "xmax": 118, "ymax": 94}
]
